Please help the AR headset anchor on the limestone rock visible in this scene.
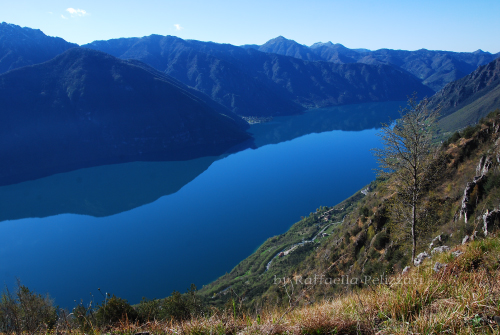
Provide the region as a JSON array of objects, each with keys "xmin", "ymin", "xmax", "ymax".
[
  {"xmin": 431, "ymin": 246, "xmax": 450, "ymax": 255},
  {"xmin": 433, "ymin": 262, "xmax": 447, "ymax": 272},
  {"xmin": 414, "ymin": 252, "xmax": 430, "ymax": 266}
]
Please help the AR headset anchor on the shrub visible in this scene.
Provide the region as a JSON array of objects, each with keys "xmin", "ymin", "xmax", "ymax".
[
  {"xmin": 95, "ymin": 295, "xmax": 138, "ymax": 326},
  {"xmin": 0, "ymin": 281, "xmax": 57, "ymax": 334},
  {"xmin": 373, "ymin": 231, "xmax": 390, "ymax": 250}
]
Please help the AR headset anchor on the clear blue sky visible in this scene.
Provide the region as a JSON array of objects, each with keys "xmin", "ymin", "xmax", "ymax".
[{"xmin": 2, "ymin": 0, "xmax": 499, "ymax": 53}]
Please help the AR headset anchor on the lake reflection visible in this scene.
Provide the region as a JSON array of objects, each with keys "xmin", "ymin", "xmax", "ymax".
[
  {"xmin": 0, "ymin": 101, "xmax": 400, "ymax": 221},
  {"xmin": 0, "ymin": 101, "xmax": 402, "ymax": 308}
]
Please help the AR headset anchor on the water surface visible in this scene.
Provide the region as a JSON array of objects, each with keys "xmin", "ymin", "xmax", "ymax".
[{"xmin": 0, "ymin": 101, "xmax": 401, "ymax": 308}]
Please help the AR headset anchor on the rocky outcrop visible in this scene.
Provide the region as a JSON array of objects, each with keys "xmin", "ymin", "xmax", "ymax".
[
  {"xmin": 414, "ymin": 252, "xmax": 430, "ymax": 266},
  {"xmin": 431, "ymin": 246, "xmax": 450, "ymax": 255},
  {"xmin": 429, "ymin": 234, "xmax": 443, "ymax": 249},
  {"xmin": 482, "ymin": 209, "xmax": 500, "ymax": 236},
  {"xmin": 459, "ymin": 155, "xmax": 493, "ymax": 223}
]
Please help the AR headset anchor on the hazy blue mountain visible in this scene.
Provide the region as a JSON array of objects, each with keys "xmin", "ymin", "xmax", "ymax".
[
  {"xmin": 240, "ymin": 44, "xmax": 260, "ymax": 50},
  {"xmin": 0, "ymin": 22, "xmax": 77, "ymax": 74},
  {"xmin": 310, "ymin": 42, "xmax": 359, "ymax": 63},
  {"xmin": 85, "ymin": 35, "xmax": 433, "ymax": 115},
  {"xmin": 0, "ymin": 48, "xmax": 251, "ymax": 186},
  {"xmin": 357, "ymin": 48, "xmax": 497, "ymax": 91},
  {"xmin": 258, "ymin": 36, "xmax": 322, "ymax": 61},
  {"xmin": 260, "ymin": 36, "xmax": 499, "ymax": 91},
  {"xmin": 427, "ymin": 57, "xmax": 500, "ymax": 131}
]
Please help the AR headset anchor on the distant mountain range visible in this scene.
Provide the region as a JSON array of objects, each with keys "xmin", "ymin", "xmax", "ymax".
[
  {"xmin": 1, "ymin": 23, "xmax": 434, "ymax": 118},
  {"xmin": 83, "ymin": 35, "xmax": 433, "ymax": 116},
  {"xmin": 246, "ymin": 36, "xmax": 499, "ymax": 92},
  {"xmin": 0, "ymin": 48, "xmax": 250, "ymax": 186}
]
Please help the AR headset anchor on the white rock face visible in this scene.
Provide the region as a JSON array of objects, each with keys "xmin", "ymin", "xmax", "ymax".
[
  {"xmin": 431, "ymin": 246, "xmax": 450, "ymax": 255},
  {"xmin": 414, "ymin": 252, "xmax": 430, "ymax": 267}
]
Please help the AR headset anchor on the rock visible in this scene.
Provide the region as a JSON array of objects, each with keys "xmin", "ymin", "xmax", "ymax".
[
  {"xmin": 459, "ymin": 156, "xmax": 492, "ymax": 223},
  {"xmin": 433, "ymin": 262, "xmax": 447, "ymax": 272},
  {"xmin": 431, "ymin": 246, "xmax": 450, "ymax": 255},
  {"xmin": 414, "ymin": 252, "xmax": 430, "ymax": 267},
  {"xmin": 428, "ymin": 234, "xmax": 442, "ymax": 249},
  {"xmin": 402, "ymin": 266, "xmax": 410, "ymax": 274},
  {"xmin": 462, "ymin": 235, "xmax": 470, "ymax": 245},
  {"xmin": 476, "ymin": 155, "xmax": 492, "ymax": 177},
  {"xmin": 482, "ymin": 209, "xmax": 500, "ymax": 237},
  {"xmin": 452, "ymin": 250, "xmax": 464, "ymax": 257}
]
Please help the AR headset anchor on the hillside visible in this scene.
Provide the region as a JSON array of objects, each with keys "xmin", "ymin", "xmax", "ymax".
[
  {"xmin": 84, "ymin": 35, "xmax": 433, "ymax": 116},
  {"xmin": 0, "ymin": 48, "xmax": 251, "ymax": 186},
  {"xmin": 428, "ymin": 57, "xmax": 500, "ymax": 131},
  {"xmin": 0, "ymin": 22, "xmax": 77, "ymax": 74}
]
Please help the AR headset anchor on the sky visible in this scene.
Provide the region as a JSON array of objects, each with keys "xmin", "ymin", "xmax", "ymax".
[{"xmin": 2, "ymin": 0, "xmax": 499, "ymax": 53}]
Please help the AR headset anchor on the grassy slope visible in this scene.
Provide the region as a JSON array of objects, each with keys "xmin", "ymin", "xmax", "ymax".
[
  {"xmin": 98, "ymin": 234, "xmax": 500, "ymax": 334},
  {"xmin": 439, "ymin": 84, "xmax": 500, "ymax": 132}
]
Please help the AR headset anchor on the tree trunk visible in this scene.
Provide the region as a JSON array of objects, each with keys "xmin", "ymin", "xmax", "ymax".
[{"xmin": 411, "ymin": 201, "xmax": 416, "ymax": 265}]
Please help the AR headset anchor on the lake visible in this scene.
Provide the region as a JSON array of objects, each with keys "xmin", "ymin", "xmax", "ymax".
[{"xmin": 0, "ymin": 101, "xmax": 402, "ymax": 308}]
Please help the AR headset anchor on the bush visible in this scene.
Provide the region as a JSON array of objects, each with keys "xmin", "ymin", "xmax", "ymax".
[
  {"xmin": 442, "ymin": 131, "xmax": 461, "ymax": 148},
  {"xmin": 462, "ymin": 125, "xmax": 479, "ymax": 139},
  {"xmin": 0, "ymin": 281, "xmax": 57, "ymax": 334},
  {"xmin": 373, "ymin": 231, "xmax": 390, "ymax": 250},
  {"xmin": 95, "ymin": 295, "xmax": 138, "ymax": 326}
]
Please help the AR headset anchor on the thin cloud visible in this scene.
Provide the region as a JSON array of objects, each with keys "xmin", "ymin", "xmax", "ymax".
[
  {"xmin": 66, "ymin": 8, "xmax": 89, "ymax": 17},
  {"xmin": 174, "ymin": 24, "xmax": 184, "ymax": 31},
  {"xmin": 61, "ymin": 14, "xmax": 68, "ymax": 20}
]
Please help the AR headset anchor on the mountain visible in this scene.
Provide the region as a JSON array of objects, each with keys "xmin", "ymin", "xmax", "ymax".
[
  {"xmin": 259, "ymin": 36, "xmax": 499, "ymax": 91},
  {"xmin": 357, "ymin": 48, "xmax": 497, "ymax": 91},
  {"xmin": 258, "ymin": 36, "xmax": 322, "ymax": 61},
  {"xmin": 84, "ymin": 35, "xmax": 433, "ymax": 115},
  {"xmin": 0, "ymin": 22, "xmax": 77, "ymax": 74},
  {"xmin": 309, "ymin": 41, "xmax": 359, "ymax": 63},
  {"xmin": 84, "ymin": 35, "xmax": 304, "ymax": 117},
  {"xmin": 429, "ymin": 57, "xmax": 500, "ymax": 131},
  {"xmin": 0, "ymin": 48, "xmax": 251, "ymax": 186}
]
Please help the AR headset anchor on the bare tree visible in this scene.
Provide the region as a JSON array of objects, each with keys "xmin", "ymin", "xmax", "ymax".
[{"xmin": 372, "ymin": 95, "xmax": 441, "ymax": 264}]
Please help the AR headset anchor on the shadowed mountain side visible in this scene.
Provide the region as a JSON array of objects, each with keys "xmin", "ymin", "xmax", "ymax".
[
  {"xmin": 427, "ymin": 58, "xmax": 500, "ymax": 131},
  {"xmin": 0, "ymin": 22, "xmax": 77, "ymax": 74},
  {"xmin": 84, "ymin": 36, "xmax": 304, "ymax": 117},
  {"xmin": 0, "ymin": 48, "xmax": 251, "ymax": 186},
  {"xmin": 84, "ymin": 35, "xmax": 432, "ymax": 115},
  {"xmin": 0, "ymin": 157, "xmax": 218, "ymax": 221},
  {"xmin": 249, "ymin": 101, "xmax": 402, "ymax": 148}
]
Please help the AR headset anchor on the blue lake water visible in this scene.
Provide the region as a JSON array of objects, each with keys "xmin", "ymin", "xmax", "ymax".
[{"xmin": 0, "ymin": 101, "xmax": 402, "ymax": 308}]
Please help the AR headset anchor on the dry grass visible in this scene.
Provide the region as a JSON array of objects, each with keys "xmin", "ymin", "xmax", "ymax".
[{"xmin": 51, "ymin": 235, "xmax": 498, "ymax": 334}]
